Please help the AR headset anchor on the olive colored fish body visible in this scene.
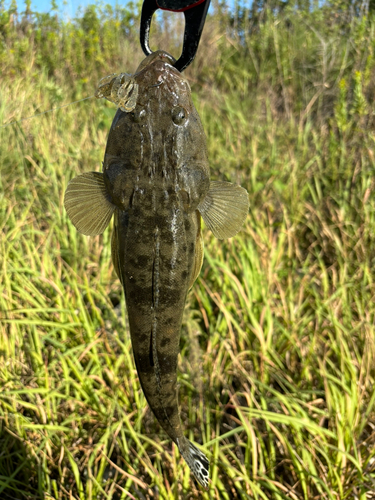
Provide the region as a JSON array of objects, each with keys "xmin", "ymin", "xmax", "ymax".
[
  {"xmin": 114, "ymin": 199, "xmax": 200, "ymax": 431},
  {"xmin": 113, "ymin": 200, "xmax": 202, "ymax": 457},
  {"xmin": 64, "ymin": 51, "xmax": 250, "ymax": 489},
  {"xmin": 107, "ymin": 54, "xmax": 210, "ymax": 483}
]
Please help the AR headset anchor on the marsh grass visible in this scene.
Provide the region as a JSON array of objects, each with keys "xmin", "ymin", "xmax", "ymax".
[{"xmin": 1, "ymin": 3, "xmax": 375, "ymax": 499}]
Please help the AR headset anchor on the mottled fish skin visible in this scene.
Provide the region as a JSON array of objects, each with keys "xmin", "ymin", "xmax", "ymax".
[
  {"xmin": 106, "ymin": 51, "xmax": 210, "ymax": 485},
  {"xmin": 64, "ymin": 50, "xmax": 249, "ymax": 489}
]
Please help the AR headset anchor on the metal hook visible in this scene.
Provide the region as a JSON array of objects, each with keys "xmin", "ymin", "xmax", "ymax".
[{"xmin": 140, "ymin": 0, "xmax": 211, "ymax": 72}]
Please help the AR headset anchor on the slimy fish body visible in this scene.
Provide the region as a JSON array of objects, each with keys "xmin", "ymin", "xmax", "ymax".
[{"xmin": 64, "ymin": 51, "xmax": 249, "ymax": 488}]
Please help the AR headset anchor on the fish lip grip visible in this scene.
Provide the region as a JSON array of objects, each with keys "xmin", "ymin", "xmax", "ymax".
[{"xmin": 140, "ymin": 0, "xmax": 211, "ymax": 72}]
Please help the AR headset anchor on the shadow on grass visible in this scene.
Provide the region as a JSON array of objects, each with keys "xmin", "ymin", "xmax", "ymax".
[{"xmin": 0, "ymin": 430, "xmax": 40, "ymax": 500}]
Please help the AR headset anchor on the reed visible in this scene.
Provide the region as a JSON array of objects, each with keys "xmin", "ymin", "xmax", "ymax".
[{"xmin": 1, "ymin": 2, "xmax": 375, "ymax": 498}]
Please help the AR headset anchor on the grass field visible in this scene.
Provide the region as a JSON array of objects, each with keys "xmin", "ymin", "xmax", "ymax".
[{"xmin": 1, "ymin": 2, "xmax": 375, "ymax": 499}]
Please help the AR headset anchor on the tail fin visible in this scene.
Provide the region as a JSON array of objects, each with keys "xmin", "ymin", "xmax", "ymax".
[{"xmin": 179, "ymin": 439, "xmax": 209, "ymax": 489}]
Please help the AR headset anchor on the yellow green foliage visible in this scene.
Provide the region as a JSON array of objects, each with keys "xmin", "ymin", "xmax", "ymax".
[{"xmin": 1, "ymin": 3, "xmax": 375, "ymax": 499}]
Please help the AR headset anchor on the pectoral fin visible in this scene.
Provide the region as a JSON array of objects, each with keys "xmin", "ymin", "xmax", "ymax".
[
  {"xmin": 197, "ymin": 181, "xmax": 249, "ymax": 239},
  {"xmin": 64, "ymin": 172, "xmax": 116, "ymax": 236}
]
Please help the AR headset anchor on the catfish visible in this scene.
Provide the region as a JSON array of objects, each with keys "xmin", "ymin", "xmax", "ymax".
[{"xmin": 64, "ymin": 50, "xmax": 249, "ymax": 488}]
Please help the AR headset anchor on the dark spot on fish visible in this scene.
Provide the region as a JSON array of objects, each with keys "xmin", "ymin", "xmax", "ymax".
[
  {"xmin": 155, "ymin": 214, "xmax": 166, "ymax": 227},
  {"xmin": 162, "ymin": 231, "xmax": 174, "ymax": 246},
  {"xmin": 184, "ymin": 219, "xmax": 191, "ymax": 231},
  {"xmin": 181, "ymin": 270, "xmax": 188, "ymax": 280},
  {"xmin": 131, "ymin": 206, "xmax": 141, "ymax": 218},
  {"xmin": 141, "ymin": 215, "xmax": 165, "ymax": 230},
  {"xmin": 152, "ymin": 404, "xmax": 178, "ymax": 422},
  {"xmin": 136, "ymin": 359, "xmax": 155, "ymax": 374},
  {"xmin": 138, "ymin": 333, "xmax": 149, "ymax": 344},
  {"xmin": 160, "ymin": 288, "xmax": 183, "ymax": 306},
  {"xmin": 160, "ymin": 405, "xmax": 178, "ymax": 419},
  {"xmin": 160, "ymin": 336, "xmax": 171, "ymax": 348},
  {"xmin": 160, "ymin": 355, "xmax": 178, "ymax": 374},
  {"xmin": 189, "ymin": 242, "xmax": 195, "ymax": 255},
  {"xmin": 126, "ymin": 284, "xmax": 152, "ymax": 306},
  {"xmin": 129, "ymin": 254, "xmax": 150, "ymax": 269},
  {"xmin": 164, "ymin": 316, "xmax": 175, "ymax": 327}
]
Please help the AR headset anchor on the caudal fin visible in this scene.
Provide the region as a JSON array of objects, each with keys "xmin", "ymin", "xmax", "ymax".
[{"xmin": 179, "ymin": 439, "xmax": 209, "ymax": 489}]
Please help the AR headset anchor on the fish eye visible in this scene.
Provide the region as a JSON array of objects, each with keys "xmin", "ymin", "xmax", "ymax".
[
  {"xmin": 131, "ymin": 108, "xmax": 146, "ymax": 123},
  {"xmin": 172, "ymin": 106, "xmax": 186, "ymax": 125}
]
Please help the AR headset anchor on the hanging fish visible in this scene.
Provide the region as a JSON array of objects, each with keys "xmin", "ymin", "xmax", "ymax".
[{"xmin": 64, "ymin": 50, "xmax": 249, "ymax": 489}]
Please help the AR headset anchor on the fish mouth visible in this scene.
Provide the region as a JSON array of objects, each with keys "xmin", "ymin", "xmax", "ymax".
[
  {"xmin": 135, "ymin": 50, "xmax": 177, "ymax": 73},
  {"xmin": 133, "ymin": 50, "xmax": 189, "ymax": 96}
]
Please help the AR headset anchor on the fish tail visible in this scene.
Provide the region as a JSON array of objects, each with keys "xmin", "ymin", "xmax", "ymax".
[{"xmin": 178, "ymin": 438, "xmax": 209, "ymax": 489}]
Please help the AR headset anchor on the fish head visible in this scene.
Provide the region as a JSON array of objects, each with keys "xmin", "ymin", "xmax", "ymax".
[{"xmin": 103, "ymin": 50, "xmax": 210, "ymax": 212}]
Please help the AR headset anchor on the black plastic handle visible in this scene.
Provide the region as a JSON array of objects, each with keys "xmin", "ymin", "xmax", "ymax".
[{"xmin": 140, "ymin": 0, "xmax": 211, "ymax": 72}]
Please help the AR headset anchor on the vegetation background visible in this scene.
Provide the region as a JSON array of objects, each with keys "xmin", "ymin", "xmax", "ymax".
[{"xmin": 1, "ymin": 0, "xmax": 375, "ymax": 498}]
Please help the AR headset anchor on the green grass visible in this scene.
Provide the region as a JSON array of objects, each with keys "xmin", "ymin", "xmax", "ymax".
[{"xmin": 1, "ymin": 3, "xmax": 375, "ymax": 499}]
